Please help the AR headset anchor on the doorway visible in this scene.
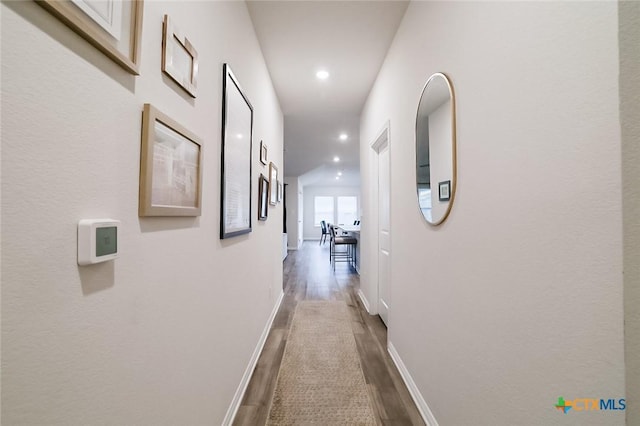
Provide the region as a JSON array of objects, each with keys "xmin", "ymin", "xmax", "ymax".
[{"xmin": 370, "ymin": 124, "xmax": 391, "ymax": 326}]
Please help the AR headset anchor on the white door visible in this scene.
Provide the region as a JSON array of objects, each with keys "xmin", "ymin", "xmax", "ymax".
[
  {"xmin": 297, "ymin": 191, "xmax": 304, "ymax": 248},
  {"xmin": 377, "ymin": 141, "xmax": 390, "ymax": 326}
]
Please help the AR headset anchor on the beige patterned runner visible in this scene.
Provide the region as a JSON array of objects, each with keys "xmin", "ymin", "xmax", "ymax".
[{"xmin": 266, "ymin": 300, "xmax": 377, "ymax": 425}]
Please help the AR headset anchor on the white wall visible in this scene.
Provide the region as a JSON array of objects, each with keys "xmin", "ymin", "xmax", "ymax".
[
  {"xmin": 1, "ymin": 2, "xmax": 283, "ymax": 424},
  {"xmin": 284, "ymin": 176, "xmax": 303, "ymax": 249},
  {"xmin": 621, "ymin": 1, "xmax": 640, "ymax": 423},
  {"xmin": 303, "ymin": 186, "xmax": 361, "ymax": 240},
  {"xmin": 428, "ymin": 100, "xmax": 452, "ymax": 221},
  {"xmin": 360, "ymin": 2, "xmax": 624, "ymax": 425}
]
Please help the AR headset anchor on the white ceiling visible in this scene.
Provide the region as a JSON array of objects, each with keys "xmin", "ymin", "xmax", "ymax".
[{"xmin": 247, "ymin": 1, "xmax": 409, "ymax": 187}]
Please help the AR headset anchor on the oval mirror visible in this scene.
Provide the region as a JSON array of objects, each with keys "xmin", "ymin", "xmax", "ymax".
[{"xmin": 416, "ymin": 73, "xmax": 457, "ymax": 225}]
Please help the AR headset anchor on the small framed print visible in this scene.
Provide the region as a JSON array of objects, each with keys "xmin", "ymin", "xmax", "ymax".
[
  {"xmin": 260, "ymin": 141, "xmax": 268, "ymax": 165},
  {"xmin": 35, "ymin": 0, "xmax": 144, "ymax": 74},
  {"xmin": 277, "ymin": 180, "xmax": 283, "ymax": 203},
  {"xmin": 162, "ymin": 14, "xmax": 198, "ymax": 97},
  {"xmin": 258, "ymin": 174, "xmax": 269, "ymax": 221},
  {"xmin": 139, "ymin": 104, "xmax": 203, "ymax": 216},
  {"xmin": 438, "ymin": 180, "xmax": 451, "ymax": 202},
  {"xmin": 269, "ymin": 162, "xmax": 278, "ymax": 206}
]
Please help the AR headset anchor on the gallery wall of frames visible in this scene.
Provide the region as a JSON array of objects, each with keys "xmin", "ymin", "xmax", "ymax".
[
  {"xmin": 36, "ymin": 0, "xmax": 283, "ymax": 234},
  {"xmin": 2, "ymin": 1, "xmax": 285, "ymax": 424}
]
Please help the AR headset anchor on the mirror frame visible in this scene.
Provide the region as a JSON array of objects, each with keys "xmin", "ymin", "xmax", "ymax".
[{"xmin": 415, "ymin": 72, "xmax": 457, "ymax": 226}]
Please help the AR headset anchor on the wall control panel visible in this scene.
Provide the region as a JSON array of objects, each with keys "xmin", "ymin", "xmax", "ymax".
[{"xmin": 78, "ymin": 219, "xmax": 120, "ymax": 265}]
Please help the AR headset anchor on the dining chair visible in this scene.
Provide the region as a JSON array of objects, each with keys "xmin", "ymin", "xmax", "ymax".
[
  {"xmin": 319, "ymin": 220, "xmax": 329, "ymax": 245},
  {"xmin": 329, "ymin": 224, "xmax": 357, "ymax": 270}
]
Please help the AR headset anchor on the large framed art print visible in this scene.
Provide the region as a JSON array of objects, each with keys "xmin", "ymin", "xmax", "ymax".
[
  {"xmin": 36, "ymin": 0, "xmax": 144, "ymax": 74},
  {"xmin": 220, "ymin": 64, "xmax": 253, "ymax": 239}
]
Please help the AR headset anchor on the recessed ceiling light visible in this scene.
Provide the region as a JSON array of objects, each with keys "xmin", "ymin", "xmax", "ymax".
[
  {"xmin": 337, "ymin": 171, "xmax": 342, "ymax": 176},
  {"xmin": 333, "ymin": 156, "xmax": 340, "ymax": 162},
  {"xmin": 339, "ymin": 133, "xmax": 348, "ymax": 141},
  {"xmin": 236, "ymin": 133, "xmax": 243, "ymax": 139},
  {"xmin": 316, "ymin": 70, "xmax": 330, "ymax": 80},
  {"xmin": 336, "ymin": 176, "xmax": 340, "ymax": 180}
]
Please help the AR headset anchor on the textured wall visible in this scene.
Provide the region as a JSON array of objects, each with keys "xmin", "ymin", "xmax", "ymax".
[
  {"xmin": 1, "ymin": 1, "xmax": 283, "ymax": 424},
  {"xmin": 359, "ymin": 2, "xmax": 625, "ymax": 425},
  {"xmin": 620, "ymin": 1, "xmax": 640, "ymax": 424}
]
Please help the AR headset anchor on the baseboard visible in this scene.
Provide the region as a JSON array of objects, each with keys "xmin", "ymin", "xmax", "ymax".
[
  {"xmin": 357, "ymin": 289, "xmax": 371, "ymax": 314},
  {"xmin": 222, "ymin": 290, "xmax": 285, "ymax": 426},
  {"xmin": 388, "ymin": 342, "xmax": 439, "ymax": 426}
]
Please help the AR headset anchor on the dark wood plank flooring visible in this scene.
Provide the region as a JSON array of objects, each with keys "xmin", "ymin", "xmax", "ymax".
[{"xmin": 233, "ymin": 242, "xmax": 425, "ymax": 426}]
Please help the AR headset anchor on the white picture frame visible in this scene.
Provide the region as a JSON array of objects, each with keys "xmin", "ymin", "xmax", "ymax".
[{"xmin": 71, "ymin": 0, "xmax": 123, "ymax": 40}]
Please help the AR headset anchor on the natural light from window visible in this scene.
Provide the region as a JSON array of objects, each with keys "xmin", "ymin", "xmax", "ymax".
[
  {"xmin": 337, "ymin": 196, "xmax": 358, "ymax": 226},
  {"xmin": 314, "ymin": 196, "xmax": 334, "ymax": 226}
]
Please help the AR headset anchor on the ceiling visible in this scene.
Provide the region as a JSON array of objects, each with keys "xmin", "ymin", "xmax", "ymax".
[{"xmin": 247, "ymin": 1, "xmax": 409, "ymax": 187}]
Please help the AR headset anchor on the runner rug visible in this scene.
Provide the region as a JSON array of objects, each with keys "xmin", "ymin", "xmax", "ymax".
[{"xmin": 266, "ymin": 300, "xmax": 377, "ymax": 425}]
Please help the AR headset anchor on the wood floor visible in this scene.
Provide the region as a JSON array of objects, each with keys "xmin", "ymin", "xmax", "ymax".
[{"xmin": 233, "ymin": 242, "xmax": 425, "ymax": 426}]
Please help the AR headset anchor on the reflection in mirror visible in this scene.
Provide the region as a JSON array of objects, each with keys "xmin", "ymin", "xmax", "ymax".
[{"xmin": 416, "ymin": 73, "xmax": 456, "ymax": 225}]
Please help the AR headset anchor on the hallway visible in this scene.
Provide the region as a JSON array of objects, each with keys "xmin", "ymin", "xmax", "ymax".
[
  {"xmin": 234, "ymin": 243, "xmax": 424, "ymax": 425},
  {"xmin": 2, "ymin": 1, "xmax": 637, "ymax": 424}
]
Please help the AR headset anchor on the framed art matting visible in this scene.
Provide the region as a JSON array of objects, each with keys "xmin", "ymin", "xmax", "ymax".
[
  {"xmin": 36, "ymin": 0, "xmax": 144, "ymax": 74},
  {"xmin": 438, "ymin": 180, "xmax": 451, "ymax": 202},
  {"xmin": 220, "ymin": 64, "xmax": 253, "ymax": 238},
  {"xmin": 260, "ymin": 140, "xmax": 268, "ymax": 165},
  {"xmin": 258, "ymin": 174, "xmax": 269, "ymax": 221},
  {"xmin": 139, "ymin": 104, "xmax": 203, "ymax": 217},
  {"xmin": 162, "ymin": 14, "xmax": 198, "ymax": 97},
  {"xmin": 269, "ymin": 162, "xmax": 278, "ymax": 206}
]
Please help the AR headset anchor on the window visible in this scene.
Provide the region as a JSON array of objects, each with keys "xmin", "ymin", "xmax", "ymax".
[
  {"xmin": 337, "ymin": 196, "xmax": 358, "ymax": 226},
  {"xmin": 314, "ymin": 196, "xmax": 334, "ymax": 226},
  {"xmin": 314, "ymin": 195, "xmax": 359, "ymax": 226}
]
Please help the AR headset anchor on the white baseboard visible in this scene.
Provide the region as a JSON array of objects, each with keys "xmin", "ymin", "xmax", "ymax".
[
  {"xmin": 388, "ymin": 342, "xmax": 439, "ymax": 426},
  {"xmin": 357, "ymin": 289, "xmax": 371, "ymax": 313},
  {"xmin": 222, "ymin": 290, "xmax": 285, "ymax": 426}
]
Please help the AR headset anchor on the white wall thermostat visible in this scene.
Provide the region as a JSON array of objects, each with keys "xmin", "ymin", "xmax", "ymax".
[{"xmin": 78, "ymin": 219, "xmax": 120, "ymax": 265}]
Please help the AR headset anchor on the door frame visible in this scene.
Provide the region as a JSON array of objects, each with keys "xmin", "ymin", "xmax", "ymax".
[{"xmin": 367, "ymin": 121, "xmax": 391, "ymax": 318}]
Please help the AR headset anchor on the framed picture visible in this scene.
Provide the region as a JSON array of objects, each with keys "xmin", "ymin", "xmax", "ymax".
[
  {"xmin": 139, "ymin": 104, "xmax": 203, "ymax": 217},
  {"xmin": 221, "ymin": 64, "xmax": 253, "ymax": 238},
  {"xmin": 269, "ymin": 162, "xmax": 278, "ymax": 206},
  {"xmin": 277, "ymin": 180, "xmax": 283, "ymax": 203},
  {"xmin": 258, "ymin": 174, "xmax": 269, "ymax": 221},
  {"xmin": 438, "ymin": 180, "xmax": 451, "ymax": 201},
  {"xmin": 36, "ymin": 0, "xmax": 144, "ymax": 74},
  {"xmin": 162, "ymin": 14, "xmax": 198, "ymax": 98},
  {"xmin": 260, "ymin": 141, "xmax": 268, "ymax": 165}
]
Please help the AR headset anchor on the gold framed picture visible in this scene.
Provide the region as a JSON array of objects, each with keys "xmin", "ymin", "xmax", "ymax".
[
  {"xmin": 36, "ymin": 0, "xmax": 144, "ymax": 74},
  {"xmin": 260, "ymin": 140, "xmax": 268, "ymax": 165},
  {"xmin": 162, "ymin": 14, "xmax": 198, "ymax": 98},
  {"xmin": 277, "ymin": 180, "xmax": 283, "ymax": 203},
  {"xmin": 139, "ymin": 104, "xmax": 203, "ymax": 217},
  {"xmin": 269, "ymin": 162, "xmax": 278, "ymax": 206}
]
